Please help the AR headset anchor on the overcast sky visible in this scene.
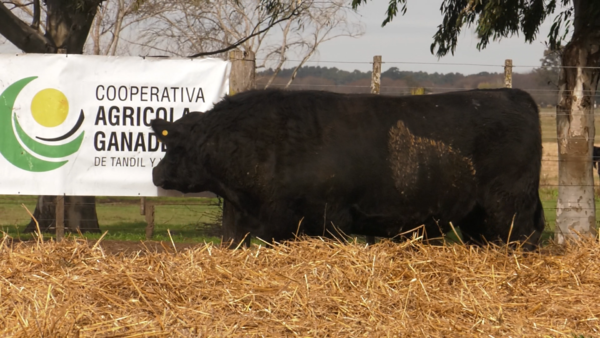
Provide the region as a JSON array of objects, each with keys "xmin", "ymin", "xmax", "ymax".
[
  {"xmin": 0, "ymin": 1, "xmax": 557, "ymax": 75},
  {"xmin": 313, "ymin": 1, "xmax": 556, "ymax": 75}
]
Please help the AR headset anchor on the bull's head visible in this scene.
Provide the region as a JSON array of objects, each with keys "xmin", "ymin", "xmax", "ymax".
[{"xmin": 151, "ymin": 117, "xmax": 211, "ymax": 193}]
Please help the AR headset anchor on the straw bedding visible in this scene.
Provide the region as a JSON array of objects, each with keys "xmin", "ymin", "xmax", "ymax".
[{"xmin": 0, "ymin": 235, "xmax": 599, "ymax": 337}]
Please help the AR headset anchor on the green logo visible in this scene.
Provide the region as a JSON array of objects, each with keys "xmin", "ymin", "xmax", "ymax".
[{"xmin": 0, "ymin": 77, "xmax": 85, "ymax": 172}]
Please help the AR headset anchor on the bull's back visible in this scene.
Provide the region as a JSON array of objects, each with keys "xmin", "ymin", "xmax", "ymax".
[
  {"xmin": 279, "ymin": 88, "xmax": 541, "ymax": 179},
  {"xmin": 283, "ymin": 89, "xmax": 540, "ymax": 230}
]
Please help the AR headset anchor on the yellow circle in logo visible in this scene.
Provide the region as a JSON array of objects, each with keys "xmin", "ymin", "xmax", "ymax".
[{"xmin": 30, "ymin": 88, "xmax": 69, "ymax": 127}]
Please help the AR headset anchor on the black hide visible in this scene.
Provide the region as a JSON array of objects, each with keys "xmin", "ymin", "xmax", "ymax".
[{"xmin": 152, "ymin": 89, "xmax": 545, "ymax": 248}]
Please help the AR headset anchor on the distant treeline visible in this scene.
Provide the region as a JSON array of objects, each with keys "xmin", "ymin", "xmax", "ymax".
[
  {"xmin": 258, "ymin": 66, "xmax": 471, "ymax": 86},
  {"xmin": 259, "ymin": 66, "xmax": 371, "ymax": 85},
  {"xmin": 257, "ymin": 65, "xmax": 600, "ymax": 107}
]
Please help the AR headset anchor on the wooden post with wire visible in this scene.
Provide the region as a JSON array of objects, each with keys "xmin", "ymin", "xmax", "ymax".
[
  {"xmin": 145, "ymin": 202, "xmax": 155, "ymax": 241},
  {"xmin": 140, "ymin": 197, "xmax": 146, "ymax": 215},
  {"xmin": 229, "ymin": 50, "xmax": 255, "ymax": 95},
  {"xmin": 371, "ymin": 55, "xmax": 382, "ymax": 94},
  {"xmin": 504, "ymin": 59, "xmax": 513, "ymax": 88},
  {"xmin": 141, "ymin": 197, "xmax": 155, "ymax": 240},
  {"xmin": 56, "ymin": 195, "xmax": 64, "ymax": 242}
]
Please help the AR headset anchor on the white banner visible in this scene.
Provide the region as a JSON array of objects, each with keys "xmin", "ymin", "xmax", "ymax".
[{"xmin": 0, "ymin": 54, "xmax": 230, "ymax": 196}]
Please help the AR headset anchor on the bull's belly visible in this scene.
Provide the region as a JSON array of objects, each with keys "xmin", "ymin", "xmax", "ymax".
[{"xmin": 350, "ymin": 186, "xmax": 477, "ymax": 239}]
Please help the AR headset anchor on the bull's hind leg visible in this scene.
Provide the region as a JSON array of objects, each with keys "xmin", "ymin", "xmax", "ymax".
[
  {"xmin": 455, "ymin": 204, "xmax": 487, "ymax": 245},
  {"xmin": 500, "ymin": 197, "xmax": 545, "ymax": 249},
  {"xmin": 470, "ymin": 195, "xmax": 544, "ymax": 249}
]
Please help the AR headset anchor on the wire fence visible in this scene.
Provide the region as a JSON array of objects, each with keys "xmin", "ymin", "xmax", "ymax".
[
  {"xmin": 257, "ymin": 58, "xmax": 600, "ymax": 70},
  {"xmin": 2, "ymin": 58, "xmax": 599, "ymax": 240}
]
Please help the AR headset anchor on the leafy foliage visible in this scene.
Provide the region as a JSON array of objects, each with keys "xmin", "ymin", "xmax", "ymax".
[
  {"xmin": 533, "ymin": 49, "xmax": 561, "ymax": 86},
  {"xmin": 350, "ymin": 0, "xmax": 579, "ymax": 56}
]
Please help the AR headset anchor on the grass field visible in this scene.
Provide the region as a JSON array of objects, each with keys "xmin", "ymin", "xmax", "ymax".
[
  {"xmin": 0, "ymin": 195, "xmax": 223, "ymax": 243},
  {"xmin": 1, "ymin": 189, "xmax": 599, "ymax": 245}
]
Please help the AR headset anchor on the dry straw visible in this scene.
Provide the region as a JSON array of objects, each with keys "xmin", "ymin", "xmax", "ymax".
[{"xmin": 0, "ymin": 233, "xmax": 599, "ymax": 337}]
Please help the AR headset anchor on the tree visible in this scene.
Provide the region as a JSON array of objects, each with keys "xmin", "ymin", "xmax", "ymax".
[
  {"xmin": 1, "ymin": 0, "xmax": 104, "ymax": 233},
  {"xmin": 532, "ymin": 49, "xmax": 562, "ymax": 106},
  {"xmin": 134, "ymin": 0, "xmax": 363, "ymax": 88},
  {"xmin": 271, "ymin": 0, "xmax": 364, "ymax": 89},
  {"xmin": 132, "ymin": 0, "xmax": 300, "ymax": 57},
  {"xmin": 352, "ymin": 0, "xmax": 600, "ymax": 242},
  {"xmin": 87, "ymin": 0, "xmax": 161, "ymax": 56},
  {"xmin": 1, "ymin": 0, "xmax": 103, "ymax": 53}
]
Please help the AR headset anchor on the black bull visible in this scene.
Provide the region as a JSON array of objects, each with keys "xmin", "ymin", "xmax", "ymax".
[{"xmin": 152, "ymin": 89, "xmax": 545, "ymax": 249}]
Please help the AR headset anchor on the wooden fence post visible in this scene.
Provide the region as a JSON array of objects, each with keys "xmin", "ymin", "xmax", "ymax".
[
  {"xmin": 56, "ymin": 196, "xmax": 64, "ymax": 242},
  {"xmin": 141, "ymin": 197, "xmax": 156, "ymax": 240},
  {"xmin": 371, "ymin": 55, "xmax": 382, "ymax": 94},
  {"xmin": 140, "ymin": 197, "xmax": 146, "ymax": 216},
  {"xmin": 365, "ymin": 55, "xmax": 382, "ymax": 245},
  {"xmin": 145, "ymin": 203, "xmax": 155, "ymax": 241},
  {"xmin": 223, "ymin": 50, "xmax": 255, "ymax": 248},
  {"xmin": 504, "ymin": 59, "xmax": 513, "ymax": 88},
  {"xmin": 229, "ymin": 50, "xmax": 255, "ymax": 95}
]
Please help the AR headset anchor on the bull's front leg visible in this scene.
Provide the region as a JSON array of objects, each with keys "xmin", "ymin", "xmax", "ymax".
[{"xmin": 221, "ymin": 200, "xmax": 251, "ymax": 248}]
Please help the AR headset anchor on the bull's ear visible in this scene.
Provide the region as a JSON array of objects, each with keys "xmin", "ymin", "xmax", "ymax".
[{"xmin": 151, "ymin": 119, "xmax": 174, "ymax": 143}]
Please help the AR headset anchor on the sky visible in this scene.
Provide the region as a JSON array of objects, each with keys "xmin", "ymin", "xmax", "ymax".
[
  {"xmin": 0, "ymin": 1, "xmax": 558, "ymax": 75},
  {"xmin": 313, "ymin": 1, "xmax": 556, "ymax": 75}
]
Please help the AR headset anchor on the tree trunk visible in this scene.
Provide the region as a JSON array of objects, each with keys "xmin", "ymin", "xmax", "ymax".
[
  {"xmin": 555, "ymin": 3, "xmax": 600, "ymax": 243},
  {"xmin": 0, "ymin": 1, "xmax": 103, "ymax": 53},
  {"xmin": 25, "ymin": 196, "xmax": 100, "ymax": 233},
  {"xmin": 0, "ymin": 1, "xmax": 105, "ymax": 234},
  {"xmin": 44, "ymin": 0, "xmax": 103, "ymax": 53}
]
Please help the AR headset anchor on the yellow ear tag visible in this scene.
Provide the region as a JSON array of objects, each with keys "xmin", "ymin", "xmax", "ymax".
[{"xmin": 162, "ymin": 130, "xmax": 168, "ymax": 136}]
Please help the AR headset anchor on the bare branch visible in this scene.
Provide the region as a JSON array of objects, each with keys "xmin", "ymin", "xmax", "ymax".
[
  {"xmin": 264, "ymin": 16, "xmax": 293, "ymax": 88},
  {"xmin": 188, "ymin": 8, "xmax": 300, "ymax": 58}
]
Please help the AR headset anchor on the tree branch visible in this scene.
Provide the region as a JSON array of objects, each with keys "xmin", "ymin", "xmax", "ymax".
[
  {"xmin": 188, "ymin": 8, "xmax": 299, "ymax": 58},
  {"xmin": 0, "ymin": 2, "xmax": 54, "ymax": 52},
  {"xmin": 31, "ymin": 0, "xmax": 39, "ymax": 30}
]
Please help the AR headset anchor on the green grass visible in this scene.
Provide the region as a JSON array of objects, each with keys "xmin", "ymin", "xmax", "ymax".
[
  {"xmin": 1, "ymin": 189, "xmax": 597, "ymax": 245},
  {"xmin": 0, "ymin": 195, "xmax": 223, "ymax": 243},
  {"xmin": 539, "ymin": 187, "xmax": 600, "ymax": 244},
  {"xmin": 540, "ymin": 188, "xmax": 600, "ymax": 228}
]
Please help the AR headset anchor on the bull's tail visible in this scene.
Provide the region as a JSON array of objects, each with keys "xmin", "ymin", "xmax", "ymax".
[
  {"xmin": 534, "ymin": 196, "xmax": 546, "ymax": 232},
  {"xmin": 524, "ymin": 195, "xmax": 546, "ymax": 249}
]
